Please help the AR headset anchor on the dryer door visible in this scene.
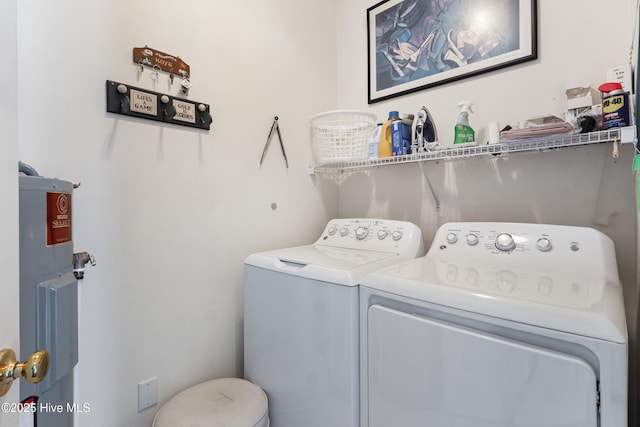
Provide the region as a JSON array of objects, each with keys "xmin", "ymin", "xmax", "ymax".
[{"xmin": 367, "ymin": 305, "xmax": 598, "ymax": 427}]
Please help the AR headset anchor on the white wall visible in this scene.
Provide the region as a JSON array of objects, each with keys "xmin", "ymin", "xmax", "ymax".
[
  {"xmin": 336, "ymin": 0, "xmax": 639, "ymax": 424},
  {"xmin": 0, "ymin": 0, "xmax": 21, "ymax": 425},
  {"xmin": 16, "ymin": 0, "xmax": 338, "ymax": 425}
]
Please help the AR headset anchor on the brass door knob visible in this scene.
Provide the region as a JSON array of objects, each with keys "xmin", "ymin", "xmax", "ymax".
[{"xmin": 0, "ymin": 349, "xmax": 50, "ymax": 397}]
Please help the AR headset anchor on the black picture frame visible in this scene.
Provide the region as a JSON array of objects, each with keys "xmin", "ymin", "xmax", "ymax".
[{"xmin": 367, "ymin": 0, "xmax": 537, "ymax": 104}]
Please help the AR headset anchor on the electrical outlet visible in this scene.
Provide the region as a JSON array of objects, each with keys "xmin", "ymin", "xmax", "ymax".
[{"xmin": 138, "ymin": 377, "xmax": 158, "ymax": 412}]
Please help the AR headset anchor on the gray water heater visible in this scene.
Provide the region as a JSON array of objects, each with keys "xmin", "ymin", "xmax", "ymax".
[{"xmin": 19, "ymin": 170, "xmax": 93, "ymax": 427}]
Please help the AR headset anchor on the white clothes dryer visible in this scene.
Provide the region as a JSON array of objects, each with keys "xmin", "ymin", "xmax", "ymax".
[
  {"xmin": 244, "ymin": 218, "xmax": 424, "ymax": 427},
  {"xmin": 359, "ymin": 222, "xmax": 627, "ymax": 427}
]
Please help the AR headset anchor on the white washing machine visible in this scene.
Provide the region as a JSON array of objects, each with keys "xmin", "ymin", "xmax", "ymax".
[
  {"xmin": 359, "ymin": 222, "xmax": 628, "ymax": 427},
  {"xmin": 244, "ymin": 218, "xmax": 425, "ymax": 427}
]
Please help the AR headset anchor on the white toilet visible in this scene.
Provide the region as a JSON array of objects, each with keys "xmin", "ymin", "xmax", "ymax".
[{"xmin": 153, "ymin": 378, "xmax": 269, "ymax": 427}]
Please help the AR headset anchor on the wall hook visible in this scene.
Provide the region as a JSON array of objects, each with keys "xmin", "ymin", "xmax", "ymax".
[{"xmin": 137, "ymin": 59, "xmax": 145, "ymax": 80}]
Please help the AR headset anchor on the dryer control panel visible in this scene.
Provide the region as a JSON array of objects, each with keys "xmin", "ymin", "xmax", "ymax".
[
  {"xmin": 431, "ymin": 222, "xmax": 615, "ymax": 258},
  {"xmin": 425, "ymin": 222, "xmax": 621, "ymax": 308},
  {"xmin": 317, "ymin": 218, "xmax": 425, "ymax": 257}
]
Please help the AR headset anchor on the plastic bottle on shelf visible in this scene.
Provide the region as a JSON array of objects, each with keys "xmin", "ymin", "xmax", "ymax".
[
  {"xmin": 369, "ymin": 123, "xmax": 382, "ymax": 160},
  {"xmin": 401, "ymin": 114, "xmax": 414, "ymax": 154},
  {"xmin": 453, "ymin": 101, "xmax": 476, "ymax": 146},
  {"xmin": 379, "ymin": 111, "xmax": 400, "ymax": 158}
]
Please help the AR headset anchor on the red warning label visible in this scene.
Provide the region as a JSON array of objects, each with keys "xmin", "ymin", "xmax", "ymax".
[{"xmin": 46, "ymin": 192, "xmax": 72, "ymax": 245}]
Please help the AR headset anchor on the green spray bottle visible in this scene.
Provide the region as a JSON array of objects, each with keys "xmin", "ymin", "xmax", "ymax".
[{"xmin": 453, "ymin": 101, "xmax": 476, "ymax": 146}]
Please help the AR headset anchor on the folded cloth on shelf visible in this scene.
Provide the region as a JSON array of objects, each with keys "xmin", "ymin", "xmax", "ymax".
[{"xmin": 501, "ymin": 122, "xmax": 574, "ymax": 141}]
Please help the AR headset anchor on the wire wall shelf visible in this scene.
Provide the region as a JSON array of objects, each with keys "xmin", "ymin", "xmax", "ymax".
[{"xmin": 311, "ymin": 126, "xmax": 637, "ymax": 175}]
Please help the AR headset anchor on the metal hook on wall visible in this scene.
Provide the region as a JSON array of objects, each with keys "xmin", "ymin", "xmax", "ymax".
[{"xmin": 137, "ymin": 58, "xmax": 145, "ymax": 80}]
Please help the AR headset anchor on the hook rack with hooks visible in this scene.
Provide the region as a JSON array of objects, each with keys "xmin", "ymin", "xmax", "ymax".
[
  {"xmin": 133, "ymin": 46, "xmax": 190, "ymax": 78},
  {"xmin": 106, "ymin": 80, "xmax": 212, "ymax": 130}
]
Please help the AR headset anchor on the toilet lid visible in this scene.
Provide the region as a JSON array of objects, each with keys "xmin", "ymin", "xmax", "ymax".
[{"xmin": 153, "ymin": 378, "xmax": 269, "ymax": 427}]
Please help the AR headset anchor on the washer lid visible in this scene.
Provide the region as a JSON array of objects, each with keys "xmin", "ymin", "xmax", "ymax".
[
  {"xmin": 273, "ymin": 244, "xmax": 397, "ymax": 268},
  {"xmin": 361, "ymin": 256, "xmax": 627, "ymax": 343},
  {"xmin": 245, "ymin": 244, "xmax": 400, "ymax": 286}
]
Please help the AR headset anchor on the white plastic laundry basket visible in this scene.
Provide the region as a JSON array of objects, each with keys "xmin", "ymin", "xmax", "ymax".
[{"xmin": 310, "ymin": 110, "xmax": 377, "ymax": 164}]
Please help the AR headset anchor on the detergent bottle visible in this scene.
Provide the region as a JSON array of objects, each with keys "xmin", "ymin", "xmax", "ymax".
[
  {"xmin": 378, "ymin": 111, "xmax": 400, "ymax": 158},
  {"xmin": 453, "ymin": 101, "xmax": 476, "ymax": 146},
  {"xmin": 368, "ymin": 123, "xmax": 382, "ymax": 160}
]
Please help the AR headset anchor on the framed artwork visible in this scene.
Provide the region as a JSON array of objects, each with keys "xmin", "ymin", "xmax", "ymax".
[{"xmin": 367, "ymin": 0, "xmax": 537, "ymax": 103}]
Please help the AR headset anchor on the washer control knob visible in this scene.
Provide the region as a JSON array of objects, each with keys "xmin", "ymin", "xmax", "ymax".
[
  {"xmin": 466, "ymin": 233, "xmax": 479, "ymax": 246},
  {"xmin": 495, "ymin": 233, "xmax": 516, "ymax": 252},
  {"xmin": 327, "ymin": 227, "xmax": 337, "ymax": 236},
  {"xmin": 392, "ymin": 230, "xmax": 402, "ymax": 241},
  {"xmin": 536, "ymin": 237, "xmax": 552, "ymax": 252},
  {"xmin": 377, "ymin": 229, "xmax": 388, "ymax": 240},
  {"xmin": 446, "ymin": 232, "xmax": 458, "ymax": 244},
  {"xmin": 355, "ymin": 226, "xmax": 369, "ymax": 240},
  {"xmin": 340, "ymin": 228, "xmax": 349, "ymax": 237}
]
